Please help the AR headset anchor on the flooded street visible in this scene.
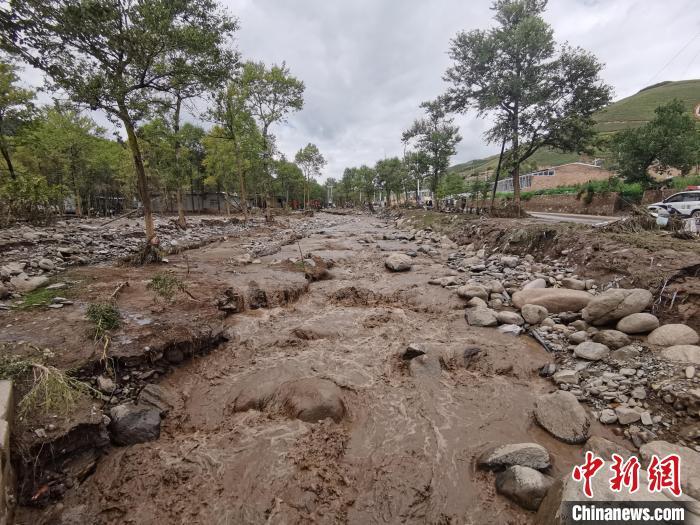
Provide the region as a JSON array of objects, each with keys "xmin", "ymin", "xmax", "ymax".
[{"xmin": 15, "ymin": 212, "xmax": 597, "ymax": 525}]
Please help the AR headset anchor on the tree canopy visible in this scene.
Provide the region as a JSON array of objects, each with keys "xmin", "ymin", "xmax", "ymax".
[
  {"xmin": 610, "ymin": 99, "xmax": 700, "ymax": 186},
  {"xmin": 443, "ymin": 0, "xmax": 612, "ymax": 209}
]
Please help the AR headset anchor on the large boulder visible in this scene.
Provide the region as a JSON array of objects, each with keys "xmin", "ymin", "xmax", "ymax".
[
  {"xmin": 478, "ymin": 443, "xmax": 551, "ymax": 471},
  {"xmin": 109, "ymin": 403, "xmax": 161, "ymax": 445},
  {"xmin": 512, "ymin": 289, "xmax": 592, "ymax": 314},
  {"xmin": 384, "ymin": 253, "xmax": 413, "ymax": 272},
  {"xmin": 465, "ymin": 307, "xmax": 498, "ymax": 327},
  {"xmin": 275, "ymin": 378, "xmax": 346, "ymax": 423},
  {"xmin": 521, "ymin": 304, "xmax": 549, "ymax": 325},
  {"xmin": 616, "ymin": 313, "xmax": 660, "ymax": 334},
  {"xmin": 647, "ymin": 324, "xmax": 700, "ymax": 347},
  {"xmin": 639, "ymin": 441, "xmax": 700, "ymax": 501},
  {"xmin": 583, "ymin": 436, "xmax": 635, "ymax": 461},
  {"xmin": 535, "ymin": 470, "xmax": 695, "ymax": 525},
  {"xmin": 574, "ymin": 341, "xmax": 610, "ymax": 361},
  {"xmin": 496, "ymin": 465, "xmax": 554, "ymax": 511},
  {"xmin": 591, "ymin": 330, "xmax": 631, "ymax": 350},
  {"xmin": 661, "ymin": 345, "xmax": 700, "ymax": 365},
  {"xmin": 581, "ymin": 288, "xmax": 652, "ymax": 326},
  {"xmin": 9, "ymin": 275, "xmax": 49, "ymax": 293},
  {"xmin": 534, "ymin": 391, "xmax": 590, "ymax": 444}
]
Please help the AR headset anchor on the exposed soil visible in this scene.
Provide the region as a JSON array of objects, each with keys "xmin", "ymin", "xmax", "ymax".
[
  {"xmin": 2, "ymin": 212, "xmax": 654, "ymax": 524},
  {"xmin": 396, "ymin": 210, "xmax": 700, "ymax": 332}
]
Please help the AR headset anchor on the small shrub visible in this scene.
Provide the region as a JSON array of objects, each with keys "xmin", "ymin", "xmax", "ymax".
[
  {"xmin": 0, "ymin": 351, "xmax": 96, "ymax": 417},
  {"xmin": 147, "ymin": 272, "xmax": 187, "ymax": 302},
  {"xmin": 86, "ymin": 302, "xmax": 120, "ymax": 340}
]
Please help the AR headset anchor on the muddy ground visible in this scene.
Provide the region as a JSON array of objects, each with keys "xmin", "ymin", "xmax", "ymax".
[{"xmin": 3, "ymin": 210, "xmax": 693, "ymax": 524}]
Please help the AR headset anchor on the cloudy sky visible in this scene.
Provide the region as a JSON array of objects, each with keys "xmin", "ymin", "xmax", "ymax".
[
  {"xmin": 19, "ymin": 0, "xmax": 700, "ymax": 181},
  {"xmin": 219, "ymin": 0, "xmax": 700, "ymax": 180}
]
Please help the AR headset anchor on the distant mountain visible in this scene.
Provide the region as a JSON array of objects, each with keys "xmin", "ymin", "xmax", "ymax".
[{"xmin": 449, "ymin": 79, "xmax": 700, "ymax": 178}]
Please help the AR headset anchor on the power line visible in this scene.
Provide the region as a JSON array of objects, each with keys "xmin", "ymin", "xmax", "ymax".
[
  {"xmin": 648, "ymin": 30, "xmax": 700, "ymax": 84},
  {"xmin": 682, "ymin": 41, "xmax": 700, "ymax": 76}
]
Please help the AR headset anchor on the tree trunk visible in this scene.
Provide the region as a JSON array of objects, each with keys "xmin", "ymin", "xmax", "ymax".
[
  {"xmin": 173, "ymin": 95, "xmax": 187, "ymax": 228},
  {"xmin": 0, "ymin": 137, "xmax": 15, "ymax": 180},
  {"xmin": 512, "ymin": 96, "xmax": 521, "ymax": 213},
  {"xmin": 231, "ymin": 136, "xmax": 249, "ymax": 222},
  {"xmin": 122, "ymin": 115, "xmax": 155, "ymax": 242},
  {"xmin": 176, "ymin": 188, "xmax": 186, "ymax": 227}
]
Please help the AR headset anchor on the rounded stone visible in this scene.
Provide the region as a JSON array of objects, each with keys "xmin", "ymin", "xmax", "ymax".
[
  {"xmin": 647, "ymin": 324, "xmax": 699, "ymax": 347},
  {"xmin": 616, "ymin": 313, "xmax": 659, "ymax": 334},
  {"xmin": 574, "ymin": 341, "xmax": 610, "ymax": 361},
  {"xmin": 534, "ymin": 391, "xmax": 590, "ymax": 444}
]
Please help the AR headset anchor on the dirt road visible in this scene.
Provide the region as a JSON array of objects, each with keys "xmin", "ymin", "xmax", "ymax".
[{"xmin": 11, "ymin": 212, "xmax": 625, "ymax": 524}]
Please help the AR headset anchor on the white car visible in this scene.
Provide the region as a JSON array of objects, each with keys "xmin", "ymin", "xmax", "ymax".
[{"xmin": 647, "ymin": 190, "xmax": 700, "ymax": 218}]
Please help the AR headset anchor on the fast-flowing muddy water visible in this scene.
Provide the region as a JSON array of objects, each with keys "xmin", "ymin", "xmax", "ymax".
[{"xmin": 16, "ymin": 213, "xmax": 604, "ymax": 524}]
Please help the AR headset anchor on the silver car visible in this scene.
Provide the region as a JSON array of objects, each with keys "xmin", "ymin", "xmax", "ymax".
[{"xmin": 648, "ymin": 191, "xmax": 700, "ymax": 218}]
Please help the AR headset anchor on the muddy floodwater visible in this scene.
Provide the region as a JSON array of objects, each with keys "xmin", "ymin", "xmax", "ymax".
[{"xmin": 15, "ymin": 213, "xmax": 604, "ymax": 524}]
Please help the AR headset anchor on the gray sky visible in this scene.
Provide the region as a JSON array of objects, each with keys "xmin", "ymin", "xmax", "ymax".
[{"xmin": 18, "ymin": 0, "xmax": 700, "ymax": 180}]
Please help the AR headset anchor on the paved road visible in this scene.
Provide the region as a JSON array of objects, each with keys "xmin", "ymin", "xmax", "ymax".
[{"xmin": 529, "ymin": 211, "xmax": 619, "ymax": 225}]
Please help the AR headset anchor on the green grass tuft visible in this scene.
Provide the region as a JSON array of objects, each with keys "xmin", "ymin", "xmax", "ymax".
[
  {"xmin": 15, "ymin": 287, "xmax": 63, "ymax": 310},
  {"xmin": 147, "ymin": 272, "xmax": 187, "ymax": 302},
  {"xmin": 86, "ymin": 302, "xmax": 120, "ymax": 340}
]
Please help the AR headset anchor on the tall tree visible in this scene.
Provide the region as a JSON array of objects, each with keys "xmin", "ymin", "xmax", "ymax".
[
  {"xmin": 611, "ymin": 100, "xmax": 700, "ymax": 186},
  {"xmin": 274, "ymin": 157, "xmax": 304, "ymax": 208},
  {"xmin": 402, "ymin": 100, "xmax": 462, "ymax": 209},
  {"xmin": 375, "ymin": 157, "xmax": 405, "ymax": 205},
  {"xmin": 208, "ymin": 75, "xmax": 265, "ymax": 221},
  {"xmin": 0, "ymin": 59, "xmax": 34, "ymax": 180},
  {"xmin": 2, "ymin": 0, "xmax": 237, "ymax": 253},
  {"xmin": 443, "ymin": 0, "xmax": 611, "ymax": 210},
  {"xmin": 295, "ymin": 143, "xmax": 326, "ymax": 208},
  {"xmin": 405, "ymin": 150, "xmax": 431, "ymax": 204},
  {"xmin": 241, "ymin": 61, "xmax": 304, "ymax": 219}
]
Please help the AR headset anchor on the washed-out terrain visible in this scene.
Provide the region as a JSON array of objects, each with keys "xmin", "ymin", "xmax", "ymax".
[{"xmin": 1, "ymin": 210, "xmax": 699, "ymax": 524}]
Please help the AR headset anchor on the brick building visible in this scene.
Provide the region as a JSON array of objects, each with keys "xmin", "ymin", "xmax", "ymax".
[{"xmin": 495, "ymin": 162, "xmax": 613, "ymax": 193}]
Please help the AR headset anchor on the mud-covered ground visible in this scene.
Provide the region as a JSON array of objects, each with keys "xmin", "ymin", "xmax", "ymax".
[{"xmin": 2, "ymin": 211, "xmax": 681, "ymax": 524}]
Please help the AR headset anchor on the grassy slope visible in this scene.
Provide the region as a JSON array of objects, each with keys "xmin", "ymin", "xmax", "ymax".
[
  {"xmin": 451, "ymin": 79, "xmax": 700, "ymax": 178},
  {"xmin": 594, "ymin": 79, "xmax": 700, "ymax": 133}
]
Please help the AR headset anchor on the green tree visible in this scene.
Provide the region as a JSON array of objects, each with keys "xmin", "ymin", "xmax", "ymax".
[
  {"xmin": 294, "ymin": 143, "xmax": 326, "ymax": 208},
  {"xmin": 25, "ymin": 105, "xmax": 110, "ymax": 216},
  {"xmin": 443, "ymin": 0, "xmax": 612, "ymax": 210},
  {"xmin": 610, "ymin": 99, "xmax": 700, "ymax": 186},
  {"xmin": 405, "ymin": 150, "xmax": 431, "ymax": 204},
  {"xmin": 241, "ymin": 61, "xmax": 304, "ymax": 218},
  {"xmin": 375, "ymin": 157, "xmax": 405, "ymax": 205},
  {"xmin": 274, "ymin": 158, "xmax": 304, "ymax": 207},
  {"xmin": 0, "ymin": 59, "xmax": 34, "ymax": 179},
  {"xmin": 438, "ymin": 171, "xmax": 466, "ymax": 198},
  {"xmin": 3, "ymin": 0, "xmax": 238, "ymax": 250},
  {"xmin": 208, "ymin": 75, "xmax": 266, "ymax": 220},
  {"xmin": 402, "ymin": 100, "xmax": 462, "ymax": 209}
]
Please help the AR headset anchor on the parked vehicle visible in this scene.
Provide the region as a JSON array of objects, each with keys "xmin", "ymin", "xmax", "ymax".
[{"xmin": 647, "ymin": 190, "xmax": 700, "ymax": 218}]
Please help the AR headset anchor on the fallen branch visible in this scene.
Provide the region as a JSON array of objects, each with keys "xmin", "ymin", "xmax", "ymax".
[
  {"xmin": 109, "ymin": 281, "xmax": 129, "ymax": 300},
  {"xmin": 99, "ymin": 208, "xmax": 139, "ymax": 228},
  {"xmin": 529, "ymin": 328, "xmax": 553, "ymax": 353}
]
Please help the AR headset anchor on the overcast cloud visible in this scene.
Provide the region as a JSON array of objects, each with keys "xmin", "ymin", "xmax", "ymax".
[{"xmin": 18, "ymin": 0, "xmax": 700, "ymax": 180}]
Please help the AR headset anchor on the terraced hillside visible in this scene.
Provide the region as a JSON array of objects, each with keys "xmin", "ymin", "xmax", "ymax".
[
  {"xmin": 594, "ymin": 79, "xmax": 700, "ymax": 133},
  {"xmin": 450, "ymin": 79, "xmax": 700, "ymax": 178}
]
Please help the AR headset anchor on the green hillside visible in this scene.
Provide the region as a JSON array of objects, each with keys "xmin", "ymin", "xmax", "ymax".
[
  {"xmin": 594, "ymin": 79, "xmax": 700, "ymax": 133},
  {"xmin": 450, "ymin": 79, "xmax": 700, "ymax": 178}
]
